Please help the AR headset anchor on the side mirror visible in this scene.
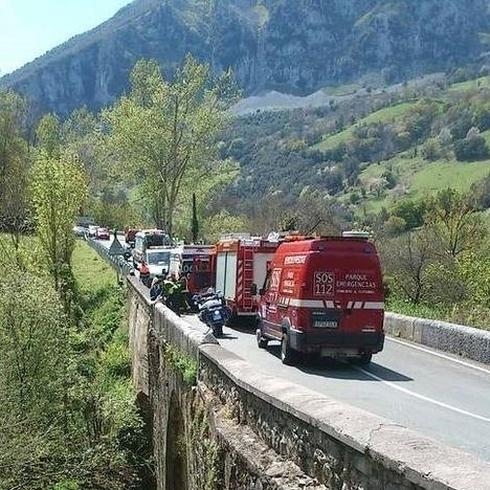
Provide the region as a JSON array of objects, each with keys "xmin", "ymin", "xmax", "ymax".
[
  {"xmin": 259, "ymin": 288, "xmax": 265, "ymax": 296},
  {"xmin": 250, "ymin": 283, "xmax": 257, "ymax": 295}
]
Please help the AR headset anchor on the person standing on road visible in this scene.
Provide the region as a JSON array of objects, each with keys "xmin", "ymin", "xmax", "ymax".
[
  {"xmin": 139, "ymin": 261, "xmax": 150, "ymax": 287},
  {"xmin": 179, "ymin": 272, "xmax": 193, "ymax": 311}
]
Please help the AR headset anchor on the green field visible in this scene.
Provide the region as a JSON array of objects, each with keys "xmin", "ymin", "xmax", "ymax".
[
  {"xmin": 447, "ymin": 75, "xmax": 490, "ymax": 93},
  {"xmin": 410, "ymin": 160, "xmax": 490, "ymax": 196},
  {"xmin": 313, "ymin": 102, "xmax": 415, "ymax": 151},
  {"xmin": 72, "ymin": 240, "xmax": 116, "ymax": 291},
  {"xmin": 354, "ymin": 152, "xmax": 490, "ymax": 214}
]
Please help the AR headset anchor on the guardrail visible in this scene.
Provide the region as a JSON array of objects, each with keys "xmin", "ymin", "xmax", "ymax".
[{"xmin": 84, "ymin": 237, "xmax": 134, "ymax": 277}]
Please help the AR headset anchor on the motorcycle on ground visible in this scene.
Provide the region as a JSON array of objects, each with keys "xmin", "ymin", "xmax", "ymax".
[{"xmin": 194, "ymin": 291, "xmax": 230, "ymax": 338}]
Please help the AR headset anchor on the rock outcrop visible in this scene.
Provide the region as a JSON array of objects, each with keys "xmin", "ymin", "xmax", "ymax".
[{"xmin": 2, "ymin": 0, "xmax": 490, "ymax": 115}]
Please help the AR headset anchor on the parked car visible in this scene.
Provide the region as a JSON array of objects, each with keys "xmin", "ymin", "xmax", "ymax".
[
  {"xmin": 87, "ymin": 225, "xmax": 98, "ymax": 238},
  {"xmin": 96, "ymin": 227, "xmax": 110, "ymax": 240},
  {"xmin": 72, "ymin": 225, "xmax": 86, "ymax": 237}
]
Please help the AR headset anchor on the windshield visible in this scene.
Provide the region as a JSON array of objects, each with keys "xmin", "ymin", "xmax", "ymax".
[
  {"xmin": 146, "ymin": 234, "xmax": 171, "ymax": 247},
  {"xmin": 147, "ymin": 251, "xmax": 170, "ymax": 265}
]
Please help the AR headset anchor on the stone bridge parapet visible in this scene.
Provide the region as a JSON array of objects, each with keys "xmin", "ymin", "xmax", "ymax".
[{"xmin": 127, "ymin": 277, "xmax": 490, "ymax": 490}]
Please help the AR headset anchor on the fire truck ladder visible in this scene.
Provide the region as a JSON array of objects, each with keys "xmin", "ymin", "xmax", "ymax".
[{"xmin": 241, "ymin": 247, "xmax": 255, "ymax": 311}]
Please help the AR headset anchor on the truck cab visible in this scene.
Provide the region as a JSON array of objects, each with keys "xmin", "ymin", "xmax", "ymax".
[{"xmin": 256, "ymin": 234, "xmax": 384, "ymax": 365}]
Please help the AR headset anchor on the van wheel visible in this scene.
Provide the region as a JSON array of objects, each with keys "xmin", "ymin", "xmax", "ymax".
[
  {"xmin": 256, "ymin": 328, "xmax": 268, "ymax": 349},
  {"xmin": 356, "ymin": 352, "xmax": 372, "ymax": 365},
  {"xmin": 280, "ymin": 333, "xmax": 296, "ymax": 365}
]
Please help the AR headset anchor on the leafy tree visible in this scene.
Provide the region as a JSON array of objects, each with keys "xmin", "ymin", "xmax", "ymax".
[
  {"xmin": 0, "ymin": 273, "xmax": 70, "ymax": 488},
  {"xmin": 203, "ymin": 209, "xmax": 249, "ymax": 242},
  {"xmin": 471, "ymin": 173, "xmax": 490, "ymax": 209},
  {"xmin": 421, "ymin": 137, "xmax": 442, "ymax": 161},
  {"xmin": 472, "ymin": 103, "xmax": 490, "ymax": 132},
  {"xmin": 36, "ymin": 113, "xmax": 62, "ymax": 158},
  {"xmin": 191, "ymin": 193, "xmax": 199, "ymax": 243},
  {"xmin": 30, "ymin": 149, "xmax": 87, "ymax": 311},
  {"xmin": 104, "ymin": 56, "xmax": 238, "ymax": 236},
  {"xmin": 425, "ymin": 188, "xmax": 485, "ymax": 257},
  {"xmin": 0, "ymin": 91, "xmax": 31, "ymax": 258},
  {"xmin": 62, "ymin": 107, "xmax": 106, "ymax": 190},
  {"xmin": 453, "ymin": 133, "xmax": 489, "ymax": 161},
  {"xmin": 381, "ymin": 230, "xmax": 433, "ymax": 304},
  {"xmin": 391, "ymin": 199, "xmax": 426, "ymax": 231}
]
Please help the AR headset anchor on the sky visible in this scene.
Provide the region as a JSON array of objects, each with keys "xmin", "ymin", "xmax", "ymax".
[{"xmin": 0, "ymin": 0, "xmax": 133, "ymax": 75}]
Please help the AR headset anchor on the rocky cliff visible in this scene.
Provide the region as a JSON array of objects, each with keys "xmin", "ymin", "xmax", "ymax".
[{"xmin": 2, "ymin": 0, "xmax": 490, "ymax": 115}]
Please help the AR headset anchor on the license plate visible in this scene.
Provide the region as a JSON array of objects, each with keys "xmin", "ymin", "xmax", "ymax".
[
  {"xmin": 312, "ymin": 309, "xmax": 340, "ymax": 329},
  {"xmin": 314, "ymin": 320, "xmax": 338, "ymax": 329}
]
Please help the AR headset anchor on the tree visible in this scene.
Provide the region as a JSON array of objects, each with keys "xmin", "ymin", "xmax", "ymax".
[
  {"xmin": 425, "ymin": 188, "xmax": 485, "ymax": 258},
  {"xmin": 30, "ymin": 149, "xmax": 87, "ymax": 311},
  {"xmin": 191, "ymin": 193, "xmax": 199, "ymax": 243},
  {"xmin": 421, "ymin": 137, "xmax": 442, "ymax": 161},
  {"xmin": 0, "ymin": 91, "xmax": 31, "ymax": 260},
  {"xmin": 0, "ymin": 273, "xmax": 70, "ymax": 488},
  {"xmin": 104, "ymin": 56, "xmax": 238, "ymax": 236},
  {"xmin": 381, "ymin": 230, "xmax": 433, "ymax": 304},
  {"xmin": 391, "ymin": 199, "xmax": 426, "ymax": 231},
  {"xmin": 36, "ymin": 112, "xmax": 61, "ymax": 158},
  {"xmin": 203, "ymin": 210, "xmax": 249, "ymax": 242},
  {"xmin": 62, "ymin": 107, "xmax": 106, "ymax": 190}
]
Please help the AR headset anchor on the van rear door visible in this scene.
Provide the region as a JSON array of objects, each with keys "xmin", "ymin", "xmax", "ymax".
[{"xmin": 308, "ymin": 240, "xmax": 383, "ymax": 335}]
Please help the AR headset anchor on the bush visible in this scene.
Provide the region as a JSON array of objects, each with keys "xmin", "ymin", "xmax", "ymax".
[
  {"xmin": 454, "ymin": 135, "xmax": 489, "ymax": 161},
  {"xmin": 421, "ymin": 138, "xmax": 442, "ymax": 161},
  {"xmin": 102, "ymin": 341, "xmax": 131, "ymax": 378}
]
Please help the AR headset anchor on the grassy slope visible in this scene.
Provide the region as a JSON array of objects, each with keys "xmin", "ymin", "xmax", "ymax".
[
  {"xmin": 313, "ymin": 102, "xmax": 415, "ymax": 151},
  {"xmin": 72, "ymin": 240, "xmax": 116, "ymax": 290},
  {"xmin": 357, "ymin": 152, "xmax": 490, "ymax": 213},
  {"xmin": 310, "ymin": 77, "xmax": 490, "ymax": 213}
]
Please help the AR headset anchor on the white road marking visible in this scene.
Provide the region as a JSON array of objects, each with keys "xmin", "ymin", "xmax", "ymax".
[
  {"xmin": 357, "ymin": 366, "xmax": 490, "ymax": 423},
  {"xmin": 386, "ymin": 337, "xmax": 490, "ymax": 376}
]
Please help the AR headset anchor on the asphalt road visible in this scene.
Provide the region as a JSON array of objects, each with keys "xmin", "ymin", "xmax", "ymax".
[{"xmin": 94, "ymin": 236, "xmax": 490, "ymax": 462}]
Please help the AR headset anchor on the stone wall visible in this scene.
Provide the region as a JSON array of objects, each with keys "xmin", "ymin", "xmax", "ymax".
[
  {"xmin": 384, "ymin": 312, "xmax": 490, "ymax": 365},
  {"xmin": 127, "ymin": 278, "xmax": 490, "ymax": 490}
]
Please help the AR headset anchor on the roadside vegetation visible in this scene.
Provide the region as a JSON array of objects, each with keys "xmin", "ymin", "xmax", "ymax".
[{"xmin": 0, "ymin": 53, "xmax": 238, "ymax": 488}]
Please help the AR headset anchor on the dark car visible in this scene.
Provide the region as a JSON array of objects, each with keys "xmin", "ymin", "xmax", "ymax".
[{"xmin": 96, "ymin": 227, "xmax": 110, "ymax": 240}]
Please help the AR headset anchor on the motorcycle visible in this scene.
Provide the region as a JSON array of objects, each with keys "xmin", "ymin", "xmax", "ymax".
[{"xmin": 194, "ymin": 291, "xmax": 230, "ymax": 338}]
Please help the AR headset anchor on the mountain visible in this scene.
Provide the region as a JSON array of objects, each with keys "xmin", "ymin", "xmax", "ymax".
[{"xmin": 2, "ymin": 0, "xmax": 490, "ymax": 115}]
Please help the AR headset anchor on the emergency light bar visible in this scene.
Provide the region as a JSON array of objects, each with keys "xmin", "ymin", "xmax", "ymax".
[{"xmin": 342, "ymin": 230, "xmax": 370, "ymax": 239}]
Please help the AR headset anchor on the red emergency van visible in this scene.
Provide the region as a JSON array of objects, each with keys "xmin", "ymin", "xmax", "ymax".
[{"xmin": 256, "ymin": 234, "xmax": 385, "ymax": 365}]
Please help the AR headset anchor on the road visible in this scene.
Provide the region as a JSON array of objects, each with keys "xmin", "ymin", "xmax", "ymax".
[{"xmin": 95, "ymin": 236, "xmax": 490, "ymax": 462}]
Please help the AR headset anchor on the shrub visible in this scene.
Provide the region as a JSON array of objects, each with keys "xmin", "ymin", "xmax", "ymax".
[{"xmin": 454, "ymin": 135, "xmax": 489, "ymax": 161}]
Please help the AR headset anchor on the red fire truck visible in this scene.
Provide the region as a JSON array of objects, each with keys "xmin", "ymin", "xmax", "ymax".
[
  {"xmin": 215, "ymin": 235, "xmax": 281, "ymax": 324},
  {"xmin": 174, "ymin": 245, "xmax": 215, "ymax": 293}
]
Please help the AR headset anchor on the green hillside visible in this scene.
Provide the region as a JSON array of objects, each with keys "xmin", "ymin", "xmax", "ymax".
[
  {"xmin": 224, "ymin": 73, "xmax": 490, "ymax": 223},
  {"xmin": 313, "ymin": 102, "xmax": 416, "ymax": 151}
]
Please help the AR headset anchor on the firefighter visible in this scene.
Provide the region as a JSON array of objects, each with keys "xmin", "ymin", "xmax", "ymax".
[
  {"xmin": 179, "ymin": 272, "xmax": 193, "ymax": 311},
  {"xmin": 163, "ymin": 273, "xmax": 182, "ymax": 315},
  {"xmin": 139, "ymin": 261, "xmax": 151, "ymax": 288}
]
